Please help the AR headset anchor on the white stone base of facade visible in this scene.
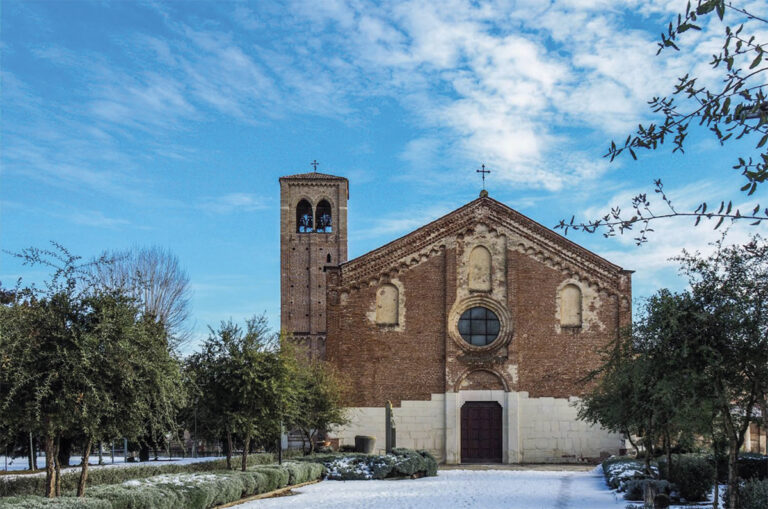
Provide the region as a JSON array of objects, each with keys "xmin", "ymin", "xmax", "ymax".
[{"xmin": 332, "ymin": 391, "xmax": 623, "ymax": 464}]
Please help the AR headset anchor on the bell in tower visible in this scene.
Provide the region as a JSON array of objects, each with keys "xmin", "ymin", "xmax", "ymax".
[{"xmin": 279, "ymin": 166, "xmax": 349, "ymax": 358}]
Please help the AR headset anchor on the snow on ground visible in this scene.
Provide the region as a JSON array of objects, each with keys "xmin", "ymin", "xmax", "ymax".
[
  {"xmin": 236, "ymin": 469, "xmax": 627, "ymax": 509},
  {"xmin": 0, "ymin": 455, "xmax": 222, "ymax": 477}
]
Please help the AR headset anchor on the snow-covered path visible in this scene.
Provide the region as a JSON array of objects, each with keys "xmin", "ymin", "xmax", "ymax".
[{"xmin": 236, "ymin": 469, "xmax": 625, "ymax": 509}]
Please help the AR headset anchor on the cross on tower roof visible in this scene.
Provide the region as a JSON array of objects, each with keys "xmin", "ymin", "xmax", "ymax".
[
  {"xmin": 311, "ymin": 159, "xmax": 319, "ymax": 172},
  {"xmin": 476, "ymin": 164, "xmax": 490, "ymax": 192}
]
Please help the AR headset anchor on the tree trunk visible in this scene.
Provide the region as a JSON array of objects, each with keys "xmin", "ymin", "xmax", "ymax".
[
  {"xmin": 77, "ymin": 438, "xmax": 92, "ymax": 497},
  {"xmin": 54, "ymin": 435, "xmax": 62, "ymax": 497},
  {"xmin": 644, "ymin": 481, "xmax": 658, "ymax": 509},
  {"xmin": 625, "ymin": 432, "xmax": 640, "ymax": 457},
  {"xmin": 713, "ymin": 481, "xmax": 719, "ymax": 509},
  {"xmin": 44, "ymin": 434, "xmax": 56, "ymax": 498},
  {"xmin": 644, "ymin": 433, "xmax": 654, "ymax": 477},
  {"xmin": 225, "ymin": 430, "xmax": 233, "ymax": 470},
  {"xmin": 241, "ymin": 434, "xmax": 250, "ymax": 472},
  {"xmin": 727, "ymin": 436, "xmax": 738, "ymax": 509},
  {"xmin": 98, "ymin": 441, "xmax": 103, "ymax": 465},
  {"xmin": 28, "ymin": 433, "xmax": 35, "ymax": 471},
  {"xmin": 139, "ymin": 444, "xmax": 150, "ymax": 462},
  {"xmin": 57, "ymin": 437, "xmax": 72, "ymax": 468},
  {"xmin": 664, "ymin": 430, "xmax": 672, "ymax": 480}
]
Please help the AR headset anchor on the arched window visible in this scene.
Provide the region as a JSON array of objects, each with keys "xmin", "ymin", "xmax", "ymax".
[
  {"xmin": 560, "ymin": 284, "xmax": 582, "ymax": 327},
  {"xmin": 316, "ymin": 200, "xmax": 332, "ymax": 232},
  {"xmin": 375, "ymin": 284, "xmax": 399, "ymax": 325},
  {"xmin": 326, "ymin": 253, "xmax": 332, "ymax": 263},
  {"xmin": 296, "ymin": 200, "xmax": 313, "ymax": 233},
  {"xmin": 468, "ymin": 246, "xmax": 492, "ymax": 291}
]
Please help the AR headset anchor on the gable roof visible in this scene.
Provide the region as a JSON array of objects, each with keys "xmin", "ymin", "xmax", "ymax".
[{"xmin": 339, "ymin": 195, "xmax": 629, "ymax": 291}]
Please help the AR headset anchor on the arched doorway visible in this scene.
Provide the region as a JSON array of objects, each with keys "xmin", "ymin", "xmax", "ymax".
[{"xmin": 461, "ymin": 401, "xmax": 502, "ymax": 463}]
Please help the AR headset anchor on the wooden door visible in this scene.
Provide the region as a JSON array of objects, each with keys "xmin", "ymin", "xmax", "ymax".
[{"xmin": 461, "ymin": 401, "xmax": 502, "ymax": 463}]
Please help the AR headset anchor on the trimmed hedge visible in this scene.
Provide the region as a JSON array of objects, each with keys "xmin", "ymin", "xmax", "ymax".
[
  {"xmin": 0, "ymin": 498, "xmax": 110, "ymax": 509},
  {"xmin": 0, "ymin": 462, "xmax": 324, "ymax": 509},
  {"xmin": 715, "ymin": 453, "xmax": 768, "ymax": 482},
  {"xmin": 658, "ymin": 454, "xmax": 715, "ymax": 502},
  {"xmin": 296, "ymin": 449, "xmax": 437, "ymax": 480},
  {"xmin": 0, "ymin": 455, "xmax": 274, "ymax": 498}
]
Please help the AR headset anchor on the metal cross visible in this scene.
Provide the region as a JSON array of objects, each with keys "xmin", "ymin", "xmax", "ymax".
[
  {"xmin": 476, "ymin": 164, "xmax": 490, "ymax": 190},
  {"xmin": 311, "ymin": 160, "xmax": 319, "ymax": 172}
]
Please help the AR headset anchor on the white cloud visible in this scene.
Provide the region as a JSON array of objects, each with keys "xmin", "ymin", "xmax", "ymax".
[{"xmin": 200, "ymin": 193, "xmax": 270, "ymax": 214}]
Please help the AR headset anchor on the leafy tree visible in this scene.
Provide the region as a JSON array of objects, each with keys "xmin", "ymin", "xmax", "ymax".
[
  {"xmin": 676, "ymin": 235, "xmax": 768, "ymax": 509},
  {"xmin": 558, "ymin": 0, "xmax": 768, "ymax": 244},
  {"xmin": 579, "ymin": 290, "xmax": 709, "ymax": 479},
  {"xmin": 288, "ymin": 355, "xmax": 349, "ymax": 455},
  {"xmin": 190, "ymin": 316, "xmax": 295, "ymax": 471},
  {"xmin": 0, "ymin": 243, "xmax": 186, "ymax": 497}
]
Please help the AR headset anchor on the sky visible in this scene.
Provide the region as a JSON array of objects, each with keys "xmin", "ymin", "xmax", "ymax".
[{"xmin": 1, "ymin": 0, "xmax": 766, "ymax": 352}]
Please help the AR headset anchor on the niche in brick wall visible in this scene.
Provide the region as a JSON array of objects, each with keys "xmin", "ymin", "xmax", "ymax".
[
  {"xmin": 468, "ymin": 245, "xmax": 492, "ymax": 291},
  {"xmin": 560, "ymin": 284, "xmax": 582, "ymax": 327},
  {"xmin": 375, "ymin": 284, "xmax": 399, "ymax": 325}
]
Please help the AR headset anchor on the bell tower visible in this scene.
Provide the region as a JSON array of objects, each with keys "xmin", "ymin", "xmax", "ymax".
[{"xmin": 279, "ymin": 170, "xmax": 348, "ymax": 358}]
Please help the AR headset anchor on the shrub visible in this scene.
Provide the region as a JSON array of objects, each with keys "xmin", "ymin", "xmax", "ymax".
[
  {"xmin": 602, "ymin": 457, "xmax": 657, "ymax": 491},
  {"xmin": 0, "ymin": 454, "xmax": 273, "ymax": 498},
  {"xmin": 623, "ymin": 479, "xmax": 672, "ymax": 501},
  {"xmin": 0, "ymin": 497, "xmax": 111, "ymax": 508},
  {"xmin": 737, "ymin": 454, "xmax": 768, "ymax": 481},
  {"xmin": 296, "ymin": 449, "xmax": 438, "ymax": 481},
  {"xmin": 249, "ymin": 466, "xmax": 289, "ymax": 492},
  {"xmin": 722, "ymin": 479, "xmax": 768, "ymax": 509},
  {"xmin": 0, "ymin": 461, "xmax": 326, "ymax": 509},
  {"xmin": 715, "ymin": 453, "xmax": 768, "ymax": 482},
  {"xmin": 658, "ymin": 454, "xmax": 715, "ymax": 502},
  {"xmin": 282, "ymin": 462, "xmax": 324, "ymax": 485}
]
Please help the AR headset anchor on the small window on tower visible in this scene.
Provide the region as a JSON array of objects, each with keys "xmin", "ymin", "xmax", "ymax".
[
  {"xmin": 297, "ymin": 199, "xmax": 313, "ymax": 232},
  {"xmin": 327, "ymin": 253, "xmax": 332, "ymax": 263},
  {"xmin": 316, "ymin": 200, "xmax": 332, "ymax": 232}
]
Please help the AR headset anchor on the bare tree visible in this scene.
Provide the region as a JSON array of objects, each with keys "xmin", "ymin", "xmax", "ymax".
[{"xmin": 94, "ymin": 246, "xmax": 192, "ymax": 346}]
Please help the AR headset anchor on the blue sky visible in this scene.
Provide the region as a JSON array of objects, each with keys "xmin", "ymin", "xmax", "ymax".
[{"xmin": 2, "ymin": 0, "xmax": 765, "ymax": 352}]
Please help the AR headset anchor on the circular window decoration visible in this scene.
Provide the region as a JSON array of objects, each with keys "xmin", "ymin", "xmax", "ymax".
[{"xmin": 457, "ymin": 306, "xmax": 500, "ymax": 347}]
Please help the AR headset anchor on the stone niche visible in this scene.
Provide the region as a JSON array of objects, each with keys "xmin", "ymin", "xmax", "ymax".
[
  {"xmin": 468, "ymin": 245, "xmax": 492, "ymax": 291},
  {"xmin": 375, "ymin": 283, "xmax": 399, "ymax": 325}
]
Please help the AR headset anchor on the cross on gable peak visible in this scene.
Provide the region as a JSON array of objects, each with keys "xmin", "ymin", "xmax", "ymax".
[{"xmin": 476, "ymin": 163, "xmax": 491, "ymax": 195}]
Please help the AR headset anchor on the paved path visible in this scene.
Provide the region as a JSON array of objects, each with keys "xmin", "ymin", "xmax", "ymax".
[{"xmin": 235, "ymin": 469, "xmax": 624, "ymax": 509}]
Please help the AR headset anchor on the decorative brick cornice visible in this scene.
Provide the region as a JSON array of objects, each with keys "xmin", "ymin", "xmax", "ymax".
[{"xmin": 338, "ymin": 196, "xmax": 629, "ymax": 293}]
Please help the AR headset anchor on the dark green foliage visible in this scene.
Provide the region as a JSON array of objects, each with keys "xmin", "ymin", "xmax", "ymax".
[
  {"xmin": 658, "ymin": 454, "xmax": 715, "ymax": 501},
  {"xmin": 723, "ymin": 479, "xmax": 768, "ymax": 509},
  {"xmin": 0, "ymin": 455, "xmax": 273, "ymax": 497},
  {"xmin": 736, "ymin": 453, "xmax": 768, "ymax": 481},
  {"xmin": 623, "ymin": 479, "xmax": 672, "ymax": 501},
  {"xmin": 715, "ymin": 453, "xmax": 768, "ymax": 483}
]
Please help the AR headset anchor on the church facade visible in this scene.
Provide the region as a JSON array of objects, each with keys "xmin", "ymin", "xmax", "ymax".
[{"xmin": 280, "ymin": 171, "xmax": 632, "ymax": 464}]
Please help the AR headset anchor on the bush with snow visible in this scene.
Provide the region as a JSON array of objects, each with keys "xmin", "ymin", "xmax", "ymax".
[
  {"xmin": 602, "ymin": 457, "xmax": 658, "ymax": 492},
  {"xmin": 0, "ymin": 462, "xmax": 324, "ymax": 509},
  {"xmin": 0, "ymin": 454, "xmax": 274, "ymax": 498},
  {"xmin": 297, "ymin": 448, "xmax": 437, "ymax": 481}
]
